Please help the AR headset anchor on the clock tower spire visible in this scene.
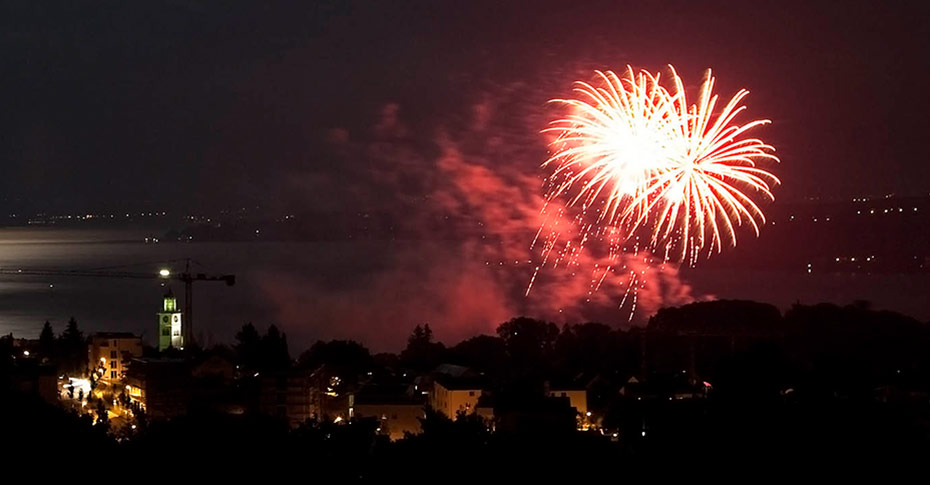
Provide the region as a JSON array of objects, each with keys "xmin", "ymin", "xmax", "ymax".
[{"xmin": 157, "ymin": 289, "xmax": 183, "ymax": 351}]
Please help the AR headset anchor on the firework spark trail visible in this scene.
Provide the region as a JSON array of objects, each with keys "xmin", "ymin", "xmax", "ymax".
[{"xmin": 529, "ymin": 65, "xmax": 779, "ymax": 317}]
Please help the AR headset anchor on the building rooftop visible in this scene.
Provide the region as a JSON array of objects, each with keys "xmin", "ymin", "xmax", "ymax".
[
  {"xmin": 432, "ymin": 363, "xmax": 474, "ymax": 378},
  {"xmin": 434, "ymin": 374, "xmax": 485, "ymax": 391},
  {"xmin": 91, "ymin": 332, "xmax": 140, "ymax": 339},
  {"xmin": 130, "ymin": 357, "xmax": 187, "ymax": 365},
  {"xmin": 353, "ymin": 385, "xmax": 425, "ymax": 406}
]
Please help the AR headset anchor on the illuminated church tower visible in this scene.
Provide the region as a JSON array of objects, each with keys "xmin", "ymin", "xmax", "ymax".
[{"xmin": 157, "ymin": 289, "xmax": 183, "ymax": 351}]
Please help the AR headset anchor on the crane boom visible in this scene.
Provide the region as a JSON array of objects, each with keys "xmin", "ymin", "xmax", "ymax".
[{"xmin": 0, "ymin": 260, "xmax": 235, "ymax": 348}]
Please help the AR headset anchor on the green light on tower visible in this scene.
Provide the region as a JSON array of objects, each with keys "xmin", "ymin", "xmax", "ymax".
[{"xmin": 157, "ymin": 289, "xmax": 183, "ymax": 351}]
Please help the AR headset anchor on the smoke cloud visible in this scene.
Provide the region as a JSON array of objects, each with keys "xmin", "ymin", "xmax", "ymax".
[{"xmin": 261, "ymin": 82, "xmax": 701, "ymax": 351}]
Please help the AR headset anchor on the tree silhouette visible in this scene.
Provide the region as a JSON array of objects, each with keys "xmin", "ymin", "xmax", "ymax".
[
  {"xmin": 38, "ymin": 321, "xmax": 56, "ymax": 363},
  {"xmin": 496, "ymin": 317, "xmax": 559, "ymax": 376},
  {"xmin": 298, "ymin": 339, "xmax": 372, "ymax": 388},
  {"xmin": 58, "ymin": 317, "xmax": 85, "ymax": 375},
  {"xmin": 95, "ymin": 399, "xmax": 110, "ymax": 431},
  {"xmin": 234, "ymin": 322, "xmax": 262, "ymax": 371},
  {"xmin": 234, "ymin": 323, "xmax": 292, "ymax": 372},
  {"xmin": 400, "ymin": 324, "xmax": 445, "ymax": 371},
  {"xmin": 260, "ymin": 324, "xmax": 291, "ymax": 371}
]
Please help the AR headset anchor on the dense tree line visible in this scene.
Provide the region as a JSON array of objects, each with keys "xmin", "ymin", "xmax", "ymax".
[
  {"xmin": 4, "ymin": 300, "xmax": 930, "ymax": 474},
  {"xmin": 223, "ymin": 300, "xmax": 930, "ymax": 412}
]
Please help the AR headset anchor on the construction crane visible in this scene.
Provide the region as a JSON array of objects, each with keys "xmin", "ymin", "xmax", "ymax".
[{"xmin": 0, "ymin": 258, "xmax": 235, "ymax": 347}]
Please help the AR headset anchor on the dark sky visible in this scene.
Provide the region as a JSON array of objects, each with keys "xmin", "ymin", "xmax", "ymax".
[{"xmin": 2, "ymin": 0, "xmax": 930, "ymax": 214}]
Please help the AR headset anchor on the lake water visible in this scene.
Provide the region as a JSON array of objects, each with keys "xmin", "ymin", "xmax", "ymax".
[
  {"xmin": 0, "ymin": 227, "xmax": 927, "ymax": 352},
  {"xmin": 0, "ymin": 227, "xmax": 379, "ymax": 347}
]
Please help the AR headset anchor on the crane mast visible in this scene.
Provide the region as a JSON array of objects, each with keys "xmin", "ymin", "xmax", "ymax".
[{"xmin": 0, "ymin": 258, "xmax": 235, "ymax": 349}]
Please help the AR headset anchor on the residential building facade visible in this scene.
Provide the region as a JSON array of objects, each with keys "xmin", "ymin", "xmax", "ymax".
[{"xmin": 87, "ymin": 332, "xmax": 143, "ymax": 383}]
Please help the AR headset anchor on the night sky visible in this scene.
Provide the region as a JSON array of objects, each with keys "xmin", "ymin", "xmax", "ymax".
[
  {"xmin": 2, "ymin": 1, "xmax": 930, "ymax": 348},
  {"xmin": 8, "ymin": 5, "xmax": 930, "ymax": 465},
  {"xmin": 3, "ymin": 1, "xmax": 930, "ymax": 214}
]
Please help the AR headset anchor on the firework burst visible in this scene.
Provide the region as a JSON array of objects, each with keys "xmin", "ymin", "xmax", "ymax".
[{"xmin": 529, "ymin": 65, "xmax": 779, "ymax": 316}]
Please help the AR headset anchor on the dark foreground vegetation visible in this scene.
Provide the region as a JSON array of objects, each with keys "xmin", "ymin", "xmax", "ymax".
[{"xmin": 3, "ymin": 299, "xmax": 930, "ymax": 477}]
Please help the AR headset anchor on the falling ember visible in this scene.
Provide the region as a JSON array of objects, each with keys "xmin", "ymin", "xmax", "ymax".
[{"xmin": 528, "ymin": 65, "xmax": 780, "ymax": 316}]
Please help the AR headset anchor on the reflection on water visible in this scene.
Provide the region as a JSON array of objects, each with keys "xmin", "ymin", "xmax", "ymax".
[
  {"xmin": 0, "ymin": 227, "xmax": 378, "ymax": 347},
  {"xmin": 0, "ymin": 227, "xmax": 927, "ymax": 351}
]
